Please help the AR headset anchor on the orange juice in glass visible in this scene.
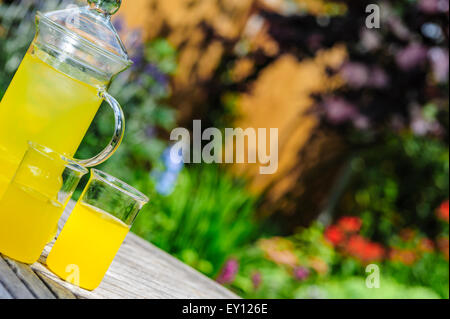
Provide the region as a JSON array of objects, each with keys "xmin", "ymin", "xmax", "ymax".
[
  {"xmin": 47, "ymin": 169, "xmax": 149, "ymax": 290},
  {"xmin": 0, "ymin": 142, "xmax": 87, "ymax": 264}
]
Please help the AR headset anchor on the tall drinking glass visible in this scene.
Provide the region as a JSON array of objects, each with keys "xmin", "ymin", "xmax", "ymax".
[
  {"xmin": 47, "ymin": 169, "xmax": 149, "ymax": 291},
  {"xmin": 0, "ymin": 142, "xmax": 88, "ymax": 264}
]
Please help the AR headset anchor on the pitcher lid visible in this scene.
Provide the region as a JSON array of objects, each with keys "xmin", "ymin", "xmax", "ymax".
[{"xmin": 39, "ymin": 0, "xmax": 131, "ymax": 68}]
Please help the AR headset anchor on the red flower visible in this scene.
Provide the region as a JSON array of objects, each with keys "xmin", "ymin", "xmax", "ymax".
[
  {"xmin": 361, "ymin": 242, "xmax": 385, "ymax": 262},
  {"xmin": 337, "ymin": 216, "xmax": 362, "ymax": 233},
  {"xmin": 346, "ymin": 235, "xmax": 367, "ymax": 256},
  {"xmin": 346, "ymin": 235, "xmax": 385, "ymax": 262},
  {"xmin": 399, "ymin": 228, "xmax": 417, "ymax": 242},
  {"xmin": 437, "ymin": 200, "xmax": 449, "ymax": 223},
  {"xmin": 417, "ymin": 238, "xmax": 435, "ymax": 253},
  {"xmin": 389, "ymin": 248, "xmax": 417, "ymax": 265},
  {"xmin": 437, "ymin": 237, "xmax": 449, "ymax": 260},
  {"xmin": 324, "ymin": 225, "xmax": 344, "ymax": 245}
]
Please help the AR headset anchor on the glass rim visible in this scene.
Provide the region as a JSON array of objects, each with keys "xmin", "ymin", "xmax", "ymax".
[
  {"xmin": 36, "ymin": 11, "xmax": 133, "ymax": 68},
  {"xmin": 27, "ymin": 141, "xmax": 88, "ymax": 175},
  {"xmin": 91, "ymin": 169, "xmax": 149, "ymax": 204}
]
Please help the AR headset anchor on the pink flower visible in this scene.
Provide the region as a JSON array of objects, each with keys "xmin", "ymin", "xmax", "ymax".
[
  {"xmin": 217, "ymin": 259, "xmax": 239, "ymax": 284},
  {"xmin": 293, "ymin": 267, "xmax": 310, "ymax": 281},
  {"xmin": 369, "ymin": 67, "xmax": 390, "ymax": 88},
  {"xmin": 251, "ymin": 272, "xmax": 262, "ymax": 289},
  {"xmin": 428, "ymin": 48, "xmax": 449, "ymax": 83},
  {"xmin": 418, "ymin": 0, "xmax": 449, "ymax": 14},
  {"xmin": 396, "ymin": 43, "xmax": 428, "ymax": 71},
  {"xmin": 341, "ymin": 62, "xmax": 370, "ymax": 88},
  {"xmin": 322, "ymin": 97, "xmax": 359, "ymax": 125}
]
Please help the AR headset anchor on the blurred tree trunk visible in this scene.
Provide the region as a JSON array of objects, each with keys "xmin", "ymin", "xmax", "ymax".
[
  {"xmin": 119, "ymin": 0, "xmax": 350, "ymax": 230},
  {"xmin": 120, "ymin": 0, "xmax": 256, "ymax": 127}
]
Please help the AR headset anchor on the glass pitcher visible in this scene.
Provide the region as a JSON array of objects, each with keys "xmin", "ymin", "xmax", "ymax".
[{"xmin": 0, "ymin": 0, "xmax": 130, "ymax": 197}]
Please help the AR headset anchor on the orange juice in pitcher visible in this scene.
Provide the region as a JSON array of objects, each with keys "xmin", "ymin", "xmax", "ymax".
[{"xmin": 0, "ymin": 0, "xmax": 130, "ymax": 194}]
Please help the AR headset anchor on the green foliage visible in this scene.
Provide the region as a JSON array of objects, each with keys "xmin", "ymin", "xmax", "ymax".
[
  {"xmin": 228, "ymin": 223, "xmax": 335, "ymax": 298},
  {"xmin": 384, "ymin": 252, "xmax": 449, "ymax": 298},
  {"xmin": 226, "ymin": 222, "xmax": 447, "ymax": 299},
  {"xmin": 145, "ymin": 39, "xmax": 178, "ymax": 75},
  {"xmin": 132, "ymin": 164, "xmax": 258, "ymax": 276},
  {"xmin": 0, "ymin": 0, "xmax": 43, "ymax": 96},
  {"xmin": 294, "ymin": 277, "xmax": 440, "ymax": 299},
  {"xmin": 338, "ymin": 133, "xmax": 449, "ymax": 242}
]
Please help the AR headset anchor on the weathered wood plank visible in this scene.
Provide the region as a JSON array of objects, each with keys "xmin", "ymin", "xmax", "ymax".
[
  {"xmin": 35, "ymin": 271, "xmax": 77, "ymax": 299},
  {"xmin": 0, "ymin": 200, "xmax": 237, "ymax": 299},
  {"xmin": 0, "ymin": 256, "xmax": 34, "ymax": 299},
  {"xmin": 0, "ymin": 281, "xmax": 12, "ymax": 299},
  {"xmin": 4, "ymin": 257, "xmax": 56, "ymax": 299},
  {"xmin": 30, "ymin": 201, "xmax": 239, "ymax": 299}
]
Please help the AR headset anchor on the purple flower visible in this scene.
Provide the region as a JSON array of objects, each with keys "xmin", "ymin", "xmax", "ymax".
[
  {"xmin": 144, "ymin": 64, "xmax": 169, "ymax": 87},
  {"xmin": 418, "ymin": 0, "xmax": 449, "ymax": 14},
  {"xmin": 428, "ymin": 47, "xmax": 449, "ymax": 83},
  {"xmin": 395, "ymin": 43, "xmax": 428, "ymax": 71},
  {"xmin": 130, "ymin": 50, "xmax": 145, "ymax": 66},
  {"xmin": 145, "ymin": 126, "xmax": 156, "ymax": 138},
  {"xmin": 369, "ymin": 67, "xmax": 390, "ymax": 88},
  {"xmin": 353, "ymin": 115, "xmax": 370, "ymax": 130},
  {"xmin": 293, "ymin": 267, "xmax": 310, "ymax": 281},
  {"xmin": 387, "ymin": 16, "xmax": 411, "ymax": 41},
  {"xmin": 217, "ymin": 259, "xmax": 239, "ymax": 284},
  {"xmin": 390, "ymin": 115, "xmax": 406, "ymax": 132},
  {"xmin": 341, "ymin": 62, "xmax": 370, "ymax": 88},
  {"xmin": 251, "ymin": 272, "xmax": 262, "ymax": 289},
  {"xmin": 307, "ymin": 33, "xmax": 324, "ymax": 51},
  {"xmin": 410, "ymin": 105, "xmax": 443, "ymax": 136},
  {"xmin": 112, "ymin": 18, "xmax": 124, "ymax": 33},
  {"xmin": 322, "ymin": 97, "xmax": 359, "ymax": 125},
  {"xmin": 360, "ymin": 29, "xmax": 381, "ymax": 52}
]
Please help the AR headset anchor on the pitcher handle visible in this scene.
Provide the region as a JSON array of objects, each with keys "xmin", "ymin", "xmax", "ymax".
[{"xmin": 77, "ymin": 91, "xmax": 125, "ymax": 167}]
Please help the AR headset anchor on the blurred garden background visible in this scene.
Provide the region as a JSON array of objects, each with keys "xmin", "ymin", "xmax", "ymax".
[{"xmin": 0, "ymin": 0, "xmax": 448, "ymax": 298}]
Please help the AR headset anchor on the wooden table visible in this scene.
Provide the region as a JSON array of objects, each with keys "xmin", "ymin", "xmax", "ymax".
[{"xmin": 0, "ymin": 202, "xmax": 238, "ymax": 299}]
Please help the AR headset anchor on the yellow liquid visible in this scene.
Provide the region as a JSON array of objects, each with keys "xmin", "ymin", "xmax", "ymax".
[
  {"xmin": 0, "ymin": 145, "xmax": 21, "ymax": 199},
  {"xmin": 0, "ymin": 183, "xmax": 63, "ymax": 264},
  {"xmin": 47, "ymin": 202, "xmax": 130, "ymax": 291},
  {"xmin": 0, "ymin": 49, "xmax": 103, "ymax": 193}
]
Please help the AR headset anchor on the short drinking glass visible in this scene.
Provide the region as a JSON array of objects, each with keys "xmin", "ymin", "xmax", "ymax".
[
  {"xmin": 0, "ymin": 141, "xmax": 88, "ymax": 264},
  {"xmin": 47, "ymin": 169, "xmax": 149, "ymax": 290}
]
